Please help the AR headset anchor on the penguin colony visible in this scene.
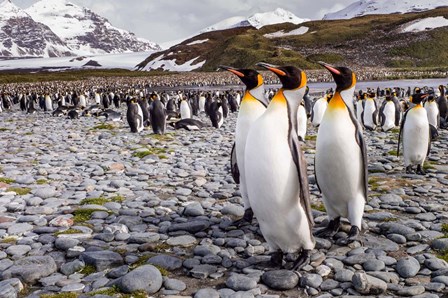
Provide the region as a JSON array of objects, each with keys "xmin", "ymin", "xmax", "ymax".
[{"xmin": 0, "ymin": 67, "xmax": 445, "ymax": 271}]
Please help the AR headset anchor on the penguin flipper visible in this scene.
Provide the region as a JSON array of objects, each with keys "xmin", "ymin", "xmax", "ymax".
[
  {"xmin": 397, "ymin": 109, "xmax": 410, "ymax": 157},
  {"xmin": 393, "ymin": 99, "xmax": 402, "ymax": 126},
  {"xmin": 230, "ymin": 143, "xmax": 240, "ymax": 184},
  {"xmin": 379, "ymin": 101, "xmax": 386, "ymax": 128},
  {"xmin": 289, "ymin": 130, "xmax": 314, "ymax": 228}
]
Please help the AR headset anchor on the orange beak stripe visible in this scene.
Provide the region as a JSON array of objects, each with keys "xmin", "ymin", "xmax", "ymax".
[
  {"xmin": 227, "ymin": 69, "xmax": 245, "ymax": 78},
  {"xmin": 267, "ymin": 67, "xmax": 286, "ymax": 77}
]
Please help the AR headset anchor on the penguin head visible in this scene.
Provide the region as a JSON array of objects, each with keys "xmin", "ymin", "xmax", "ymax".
[
  {"xmin": 410, "ymin": 93, "xmax": 428, "ymax": 105},
  {"xmin": 318, "ymin": 61, "xmax": 355, "ymax": 92},
  {"xmin": 219, "ymin": 66, "xmax": 262, "ymax": 90},
  {"xmin": 256, "ymin": 62, "xmax": 306, "ymax": 90}
]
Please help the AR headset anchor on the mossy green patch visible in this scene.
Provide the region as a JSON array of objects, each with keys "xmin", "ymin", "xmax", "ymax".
[
  {"xmin": 80, "ymin": 197, "xmax": 110, "ymax": 206},
  {"xmin": 388, "ymin": 150, "xmax": 398, "ymax": 156},
  {"xmin": 437, "ymin": 250, "xmax": 448, "ymax": 263},
  {"xmin": 305, "ymin": 135, "xmax": 317, "ymax": 141},
  {"xmin": 153, "ymin": 264, "xmax": 170, "ymax": 276},
  {"xmin": 91, "ymin": 123, "xmax": 116, "ymax": 130},
  {"xmin": 0, "ymin": 177, "xmax": 15, "ymax": 184},
  {"xmin": 54, "ymin": 228, "xmax": 83, "ymax": 236},
  {"xmin": 88, "ymin": 286, "xmax": 147, "ymax": 298},
  {"xmin": 130, "ymin": 255, "xmax": 151, "ymax": 270},
  {"xmin": 311, "ymin": 203, "xmax": 326, "ymax": 212},
  {"xmin": 423, "ymin": 161, "xmax": 436, "ymax": 171},
  {"xmin": 36, "ymin": 179, "xmax": 49, "ymax": 185},
  {"xmin": 133, "ymin": 147, "xmax": 167, "ymax": 158},
  {"xmin": 0, "ymin": 127, "xmax": 9, "ymax": 131},
  {"xmin": 73, "ymin": 208, "xmax": 107, "ymax": 223},
  {"xmin": 7, "ymin": 187, "xmax": 31, "ymax": 195},
  {"xmin": 150, "ymin": 133, "xmax": 175, "ymax": 142},
  {"xmin": 1, "ymin": 236, "xmax": 17, "ymax": 244},
  {"xmin": 79, "ymin": 264, "xmax": 96, "ymax": 275}
]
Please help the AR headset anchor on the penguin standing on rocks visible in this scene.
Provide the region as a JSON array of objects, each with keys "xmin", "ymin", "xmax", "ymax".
[
  {"xmin": 355, "ymin": 93, "xmax": 364, "ymax": 122},
  {"xmin": 311, "ymin": 93, "xmax": 329, "ymax": 127},
  {"xmin": 436, "ymin": 85, "xmax": 447, "ymax": 128},
  {"xmin": 127, "ymin": 97, "xmax": 144, "ymax": 133},
  {"xmin": 149, "ymin": 94, "xmax": 166, "ymax": 135},
  {"xmin": 180, "ymin": 95, "xmax": 192, "ymax": 119},
  {"xmin": 245, "ymin": 63, "xmax": 314, "ymax": 270},
  {"xmin": 44, "ymin": 93, "xmax": 53, "ymax": 112},
  {"xmin": 379, "ymin": 90, "xmax": 401, "ymax": 132},
  {"xmin": 398, "ymin": 93, "xmax": 431, "ymax": 175},
  {"xmin": 314, "ymin": 62, "xmax": 368, "ymax": 244},
  {"xmin": 297, "ymin": 101, "xmax": 307, "ymax": 141},
  {"xmin": 362, "ymin": 92, "xmax": 378, "ymax": 130},
  {"xmin": 219, "ymin": 65, "xmax": 268, "ymax": 226},
  {"xmin": 424, "ymin": 92, "xmax": 440, "ymax": 130},
  {"xmin": 199, "ymin": 93, "xmax": 206, "ymax": 113},
  {"xmin": 138, "ymin": 97, "xmax": 151, "ymax": 127},
  {"xmin": 208, "ymin": 100, "xmax": 224, "ymax": 128}
]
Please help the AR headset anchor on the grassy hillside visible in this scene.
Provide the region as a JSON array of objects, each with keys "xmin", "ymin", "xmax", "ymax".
[{"xmin": 137, "ymin": 7, "xmax": 448, "ymax": 71}]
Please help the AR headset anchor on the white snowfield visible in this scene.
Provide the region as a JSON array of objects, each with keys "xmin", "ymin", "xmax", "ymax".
[
  {"xmin": 186, "ymin": 39, "xmax": 209, "ymax": 46},
  {"xmin": 142, "ymin": 55, "xmax": 206, "ymax": 72},
  {"xmin": 263, "ymin": 26, "xmax": 309, "ymax": 38},
  {"xmin": 400, "ymin": 16, "xmax": 448, "ymax": 33},
  {"xmin": 324, "ymin": 0, "xmax": 448, "ymax": 20},
  {"xmin": 0, "ymin": 51, "xmax": 155, "ymax": 71}
]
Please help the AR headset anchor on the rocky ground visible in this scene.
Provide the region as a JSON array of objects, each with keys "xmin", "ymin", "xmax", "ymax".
[{"xmin": 0, "ymin": 106, "xmax": 447, "ymax": 298}]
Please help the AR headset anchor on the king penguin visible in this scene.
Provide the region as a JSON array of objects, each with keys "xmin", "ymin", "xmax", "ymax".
[
  {"xmin": 311, "ymin": 93, "xmax": 329, "ymax": 127},
  {"xmin": 180, "ymin": 95, "xmax": 192, "ymax": 119},
  {"xmin": 245, "ymin": 63, "xmax": 315, "ymax": 269},
  {"xmin": 149, "ymin": 93, "xmax": 167, "ymax": 135},
  {"xmin": 314, "ymin": 62, "xmax": 368, "ymax": 244},
  {"xmin": 379, "ymin": 90, "xmax": 401, "ymax": 132},
  {"xmin": 362, "ymin": 92, "xmax": 378, "ymax": 131},
  {"xmin": 398, "ymin": 93, "xmax": 431, "ymax": 175},
  {"xmin": 424, "ymin": 93, "xmax": 440, "ymax": 138},
  {"xmin": 219, "ymin": 65, "xmax": 269, "ymax": 226},
  {"xmin": 127, "ymin": 97, "xmax": 144, "ymax": 133}
]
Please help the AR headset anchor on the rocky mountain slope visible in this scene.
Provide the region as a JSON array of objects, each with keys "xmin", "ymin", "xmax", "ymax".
[
  {"xmin": 0, "ymin": 0, "xmax": 73, "ymax": 58},
  {"xmin": 25, "ymin": 0, "xmax": 160, "ymax": 56},
  {"xmin": 136, "ymin": 7, "xmax": 448, "ymax": 71}
]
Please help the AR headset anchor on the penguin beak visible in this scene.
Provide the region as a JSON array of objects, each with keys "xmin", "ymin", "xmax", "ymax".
[
  {"xmin": 218, "ymin": 65, "xmax": 245, "ymax": 78},
  {"xmin": 256, "ymin": 62, "xmax": 286, "ymax": 76},
  {"xmin": 317, "ymin": 61, "xmax": 341, "ymax": 75}
]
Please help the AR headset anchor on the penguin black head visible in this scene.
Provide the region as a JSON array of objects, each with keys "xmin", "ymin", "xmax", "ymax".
[
  {"xmin": 256, "ymin": 62, "xmax": 306, "ymax": 90},
  {"xmin": 318, "ymin": 61, "xmax": 355, "ymax": 92},
  {"xmin": 219, "ymin": 66, "xmax": 262, "ymax": 90},
  {"xmin": 410, "ymin": 93, "xmax": 428, "ymax": 105}
]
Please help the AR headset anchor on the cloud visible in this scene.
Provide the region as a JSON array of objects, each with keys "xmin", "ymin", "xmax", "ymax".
[{"xmin": 14, "ymin": 0, "xmax": 355, "ymax": 43}]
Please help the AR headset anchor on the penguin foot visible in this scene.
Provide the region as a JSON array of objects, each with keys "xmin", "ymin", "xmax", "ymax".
[
  {"xmin": 337, "ymin": 226, "xmax": 360, "ymax": 245},
  {"xmin": 270, "ymin": 250, "xmax": 284, "ymax": 268},
  {"xmin": 405, "ymin": 165, "xmax": 414, "ymax": 174},
  {"xmin": 416, "ymin": 165, "xmax": 426, "ymax": 176},
  {"xmin": 291, "ymin": 249, "xmax": 311, "ymax": 271},
  {"xmin": 232, "ymin": 208, "xmax": 254, "ymax": 227},
  {"xmin": 314, "ymin": 217, "xmax": 340, "ymax": 238}
]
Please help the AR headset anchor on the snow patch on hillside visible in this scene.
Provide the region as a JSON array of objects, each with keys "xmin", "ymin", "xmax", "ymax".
[
  {"xmin": 264, "ymin": 26, "xmax": 309, "ymax": 38},
  {"xmin": 324, "ymin": 0, "xmax": 448, "ymax": 20},
  {"xmin": 401, "ymin": 16, "xmax": 448, "ymax": 33}
]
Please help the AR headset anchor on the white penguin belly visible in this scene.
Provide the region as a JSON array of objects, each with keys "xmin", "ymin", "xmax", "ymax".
[
  {"xmin": 425, "ymin": 102, "xmax": 439, "ymax": 128},
  {"xmin": 363, "ymin": 100, "xmax": 376, "ymax": 129},
  {"xmin": 316, "ymin": 107, "xmax": 364, "ymax": 219},
  {"xmin": 382, "ymin": 102, "xmax": 396, "ymax": 131},
  {"xmin": 356, "ymin": 101, "xmax": 363, "ymax": 121},
  {"xmin": 235, "ymin": 100, "xmax": 266, "ymax": 207},
  {"xmin": 137, "ymin": 104, "xmax": 144, "ymax": 132},
  {"xmin": 297, "ymin": 105, "xmax": 307, "ymax": 140},
  {"xmin": 312, "ymin": 99, "xmax": 327, "ymax": 126},
  {"xmin": 199, "ymin": 97, "xmax": 205, "ymax": 112},
  {"xmin": 403, "ymin": 107, "xmax": 429, "ymax": 166},
  {"xmin": 245, "ymin": 106, "xmax": 313, "ymax": 253},
  {"xmin": 180, "ymin": 101, "xmax": 191, "ymax": 119}
]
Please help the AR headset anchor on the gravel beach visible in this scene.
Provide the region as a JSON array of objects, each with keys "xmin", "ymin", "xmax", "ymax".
[{"xmin": 0, "ymin": 105, "xmax": 447, "ymax": 298}]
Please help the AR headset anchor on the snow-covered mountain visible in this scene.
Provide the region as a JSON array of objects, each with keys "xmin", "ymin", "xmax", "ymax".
[
  {"xmin": 0, "ymin": 0, "xmax": 73, "ymax": 58},
  {"xmin": 25, "ymin": 0, "xmax": 160, "ymax": 56},
  {"xmin": 200, "ymin": 8, "xmax": 309, "ymax": 33},
  {"xmin": 324, "ymin": 0, "xmax": 448, "ymax": 20}
]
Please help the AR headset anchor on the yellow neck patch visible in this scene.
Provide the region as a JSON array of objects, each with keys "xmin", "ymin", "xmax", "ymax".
[
  {"xmin": 328, "ymin": 92, "xmax": 346, "ymax": 110},
  {"xmin": 272, "ymin": 89, "xmax": 287, "ymax": 105},
  {"xmin": 257, "ymin": 74, "xmax": 264, "ymax": 87},
  {"xmin": 242, "ymin": 91, "xmax": 258, "ymax": 103}
]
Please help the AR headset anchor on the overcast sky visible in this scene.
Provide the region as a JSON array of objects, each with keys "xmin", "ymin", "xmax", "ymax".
[{"xmin": 15, "ymin": 0, "xmax": 355, "ymax": 43}]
